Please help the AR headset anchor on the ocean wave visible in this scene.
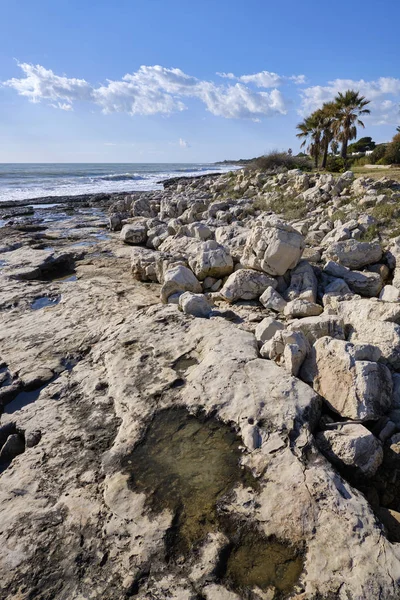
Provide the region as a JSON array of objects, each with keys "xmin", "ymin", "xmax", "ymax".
[
  {"xmin": 174, "ymin": 166, "xmax": 218, "ymax": 173},
  {"xmin": 100, "ymin": 173, "xmax": 145, "ymax": 181}
]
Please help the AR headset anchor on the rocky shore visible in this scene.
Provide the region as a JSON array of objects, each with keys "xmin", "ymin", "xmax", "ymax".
[{"xmin": 2, "ymin": 167, "xmax": 400, "ymax": 599}]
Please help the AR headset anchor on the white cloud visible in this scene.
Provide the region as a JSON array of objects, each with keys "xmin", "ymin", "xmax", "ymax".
[
  {"xmin": 300, "ymin": 77, "xmax": 400, "ymax": 124},
  {"xmin": 179, "ymin": 138, "xmax": 190, "ymax": 148},
  {"xmin": 217, "ymin": 70, "xmax": 306, "ymax": 88},
  {"xmin": 4, "ymin": 62, "xmax": 289, "ymax": 120},
  {"xmin": 4, "ymin": 62, "xmax": 93, "ymax": 104},
  {"xmin": 50, "ymin": 102, "xmax": 73, "ymax": 111}
]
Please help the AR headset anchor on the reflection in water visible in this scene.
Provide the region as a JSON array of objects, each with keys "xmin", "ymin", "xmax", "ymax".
[{"xmin": 123, "ymin": 408, "xmax": 303, "ymax": 596}]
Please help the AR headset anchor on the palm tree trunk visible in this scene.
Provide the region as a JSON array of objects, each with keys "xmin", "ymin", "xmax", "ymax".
[
  {"xmin": 314, "ymin": 152, "xmax": 319, "ymax": 169},
  {"xmin": 322, "ymin": 141, "xmax": 329, "ymax": 169},
  {"xmin": 341, "ymin": 137, "xmax": 348, "ymax": 159}
]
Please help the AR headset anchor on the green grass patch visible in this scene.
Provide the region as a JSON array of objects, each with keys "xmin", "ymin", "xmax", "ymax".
[{"xmin": 360, "ymin": 224, "xmax": 379, "ymax": 242}]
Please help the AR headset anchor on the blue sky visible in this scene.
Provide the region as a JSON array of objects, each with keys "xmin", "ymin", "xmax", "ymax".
[{"xmin": 0, "ymin": 0, "xmax": 399, "ymax": 163}]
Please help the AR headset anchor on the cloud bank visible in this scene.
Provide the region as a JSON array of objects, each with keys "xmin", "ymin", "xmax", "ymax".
[
  {"xmin": 300, "ymin": 77, "xmax": 400, "ymax": 124},
  {"xmin": 4, "ymin": 62, "xmax": 291, "ymax": 120},
  {"xmin": 4, "ymin": 64, "xmax": 400, "ymax": 126}
]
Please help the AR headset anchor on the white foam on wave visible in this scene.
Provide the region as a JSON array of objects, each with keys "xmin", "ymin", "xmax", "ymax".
[{"xmin": 0, "ymin": 164, "xmax": 239, "ymax": 202}]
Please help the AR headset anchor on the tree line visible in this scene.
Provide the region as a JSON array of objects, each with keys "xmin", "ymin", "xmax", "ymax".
[{"xmin": 296, "ymin": 90, "xmax": 370, "ymax": 168}]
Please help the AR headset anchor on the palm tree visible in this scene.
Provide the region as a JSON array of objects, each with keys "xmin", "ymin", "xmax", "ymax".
[
  {"xmin": 296, "ymin": 114, "xmax": 322, "ymax": 169},
  {"xmin": 317, "ymin": 102, "xmax": 337, "ymax": 169},
  {"xmin": 332, "ymin": 90, "xmax": 371, "ymax": 159}
]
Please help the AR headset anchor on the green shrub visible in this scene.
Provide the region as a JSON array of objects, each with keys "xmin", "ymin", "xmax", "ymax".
[
  {"xmin": 382, "ymin": 133, "xmax": 400, "ymax": 165},
  {"xmin": 331, "ymin": 209, "xmax": 346, "ymax": 222},
  {"xmin": 372, "ymin": 203, "xmax": 397, "ymax": 221},
  {"xmin": 353, "ymin": 155, "xmax": 372, "ymax": 167},
  {"xmin": 369, "ymin": 144, "xmax": 389, "ymax": 164},
  {"xmin": 249, "ymin": 151, "xmax": 312, "ymax": 173},
  {"xmin": 360, "ymin": 224, "xmax": 379, "ymax": 241},
  {"xmin": 325, "ymin": 155, "xmax": 346, "ymax": 172}
]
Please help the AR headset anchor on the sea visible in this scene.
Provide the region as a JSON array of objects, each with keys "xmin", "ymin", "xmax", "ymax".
[{"xmin": 0, "ymin": 163, "xmax": 237, "ymax": 202}]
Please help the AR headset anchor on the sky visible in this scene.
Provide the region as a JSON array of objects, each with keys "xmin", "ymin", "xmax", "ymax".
[{"xmin": 0, "ymin": 0, "xmax": 399, "ymax": 163}]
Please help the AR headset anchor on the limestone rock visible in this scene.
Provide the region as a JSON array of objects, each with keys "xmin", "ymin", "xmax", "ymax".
[
  {"xmin": 178, "ymin": 292, "xmax": 212, "ymax": 319},
  {"xmin": 131, "ymin": 247, "xmax": 160, "ymax": 282},
  {"xmin": 335, "ymin": 299, "xmax": 400, "ymax": 368},
  {"xmin": 316, "ymin": 424, "xmax": 383, "ymax": 477},
  {"xmin": 219, "ymin": 269, "xmax": 277, "ymax": 303},
  {"xmin": 324, "ymin": 239, "xmax": 382, "ymax": 269},
  {"xmin": 259, "ymin": 286, "xmax": 287, "ymax": 312},
  {"xmin": 120, "ymin": 222, "xmax": 147, "ymax": 245},
  {"xmin": 288, "ymin": 315, "xmax": 345, "ymax": 345},
  {"xmin": 188, "ymin": 241, "xmax": 233, "ymax": 281},
  {"xmin": 283, "ymin": 260, "xmax": 318, "ymax": 303},
  {"xmin": 255, "ymin": 317, "xmax": 285, "ymax": 345},
  {"xmin": 160, "ymin": 265, "xmax": 202, "ymax": 303},
  {"xmin": 215, "ymin": 225, "xmax": 250, "ymax": 261},
  {"xmin": 284, "ymin": 299, "xmax": 323, "ymax": 318},
  {"xmin": 324, "ymin": 260, "xmax": 383, "ymax": 297},
  {"xmin": 263, "ymin": 329, "xmax": 309, "ymax": 377},
  {"xmin": 380, "ymin": 285, "xmax": 400, "ymax": 303},
  {"xmin": 300, "ymin": 337, "xmax": 393, "ymax": 420},
  {"xmin": 241, "ymin": 217, "xmax": 304, "ymax": 276}
]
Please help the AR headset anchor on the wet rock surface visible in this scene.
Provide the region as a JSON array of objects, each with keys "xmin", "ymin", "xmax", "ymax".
[{"xmin": 2, "ymin": 171, "xmax": 400, "ymax": 599}]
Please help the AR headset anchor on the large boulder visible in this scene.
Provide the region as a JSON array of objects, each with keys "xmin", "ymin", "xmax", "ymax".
[
  {"xmin": 160, "ymin": 265, "xmax": 202, "ymax": 303},
  {"xmin": 188, "ymin": 241, "xmax": 233, "ymax": 281},
  {"xmin": 316, "ymin": 424, "xmax": 383, "ymax": 477},
  {"xmin": 335, "ymin": 299, "xmax": 400, "ymax": 368},
  {"xmin": 324, "ymin": 239, "xmax": 382, "ymax": 269},
  {"xmin": 288, "ymin": 315, "xmax": 345, "ymax": 345},
  {"xmin": 178, "ymin": 292, "xmax": 213, "ymax": 319},
  {"xmin": 120, "ymin": 222, "xmax": 148, "ymax": 245},
  {"xmin": 241, "ymin": 217, "xmax": 304, "ymax": 276},
  {"xmin": 300, "ymin": 337, "xmax": 393, "ymax": 421},
  {"xmin": 218, "ymin": 269, "xmax": 277, "ymax": 303},
  {"xmin": 283, "ymin": 299, "xmax": 323, "ymax": 318},
  {"xmin": 255, "ymin": 317, "xmax": 285, "ymax": 346},
  {"xmin": 215, "ymin": 225, "xmax": 250, "ymax": 261},
  {"xmin": 324, "ymin": 260, "xmax": 383, "ymax": 297}
]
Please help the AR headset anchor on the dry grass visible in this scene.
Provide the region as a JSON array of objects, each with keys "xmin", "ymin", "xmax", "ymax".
[{"xmin": 351, "ymin": 165, "xmax": 400, "ymax": 182}]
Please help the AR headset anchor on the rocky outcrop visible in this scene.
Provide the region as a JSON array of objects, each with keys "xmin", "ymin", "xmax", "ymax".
[
  {"xmin": 3, "ymin": 166, "xmax": 400, "ymax": 599},
  {"xmin": 301, "ymin": 337, "xmax": 393, "ymax": 420}
]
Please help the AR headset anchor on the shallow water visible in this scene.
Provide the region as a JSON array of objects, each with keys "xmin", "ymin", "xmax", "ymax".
[
  {"xmin": 124, "ymin": 408, "xmax": 303, "ymax": 596},
  {"xmin": 31, "ymin": 295, "xmax": 61, "ymax": 310},
  {"xmin": 50, "ymin": 273, "xmax": 77, "ymax": 283}
]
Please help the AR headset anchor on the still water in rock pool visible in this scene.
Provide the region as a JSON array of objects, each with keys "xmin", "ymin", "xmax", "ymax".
[{"xmin": 123, "ymin": 408, "xmax": 304, "ymax": 596}]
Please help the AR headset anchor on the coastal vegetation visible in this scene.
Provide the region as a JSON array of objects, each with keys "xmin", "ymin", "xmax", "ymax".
[
  {"xmin": 246, "ymin": 92, "xmax": 400, "ymax": 176},
  {"xmin": 296, "ymin": 89, "xmax": 371, "ymax": 166}
]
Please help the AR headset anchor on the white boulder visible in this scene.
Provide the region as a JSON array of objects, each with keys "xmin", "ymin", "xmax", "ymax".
[
  {"xmin": 241, "ymin": 217, "xmax": 304, "ymax": 276},
  {"xmin": 178, "ymin": 292, "xmax": 212, "ymax": 318},
  {"xmin": 316, "ymin": 424, "xmax": 383, "ymax": 477},
  {"xmin": 120, "ymin": 222, "xmax": 148, "ymax": 245},
  {"xmin": 255, "ymin": 317, "xmax": 285, "ymax": 345},
  {"xmin": 160, "ymin": 265, "xmax": 202, "ymax": 303},
  {"xmin": 219, "ymin": 269, "xmax": 277, "ymax": 303},
  {"xmin": 300, "ymin": 337, "xmax": 393, "ymax": 421}
]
